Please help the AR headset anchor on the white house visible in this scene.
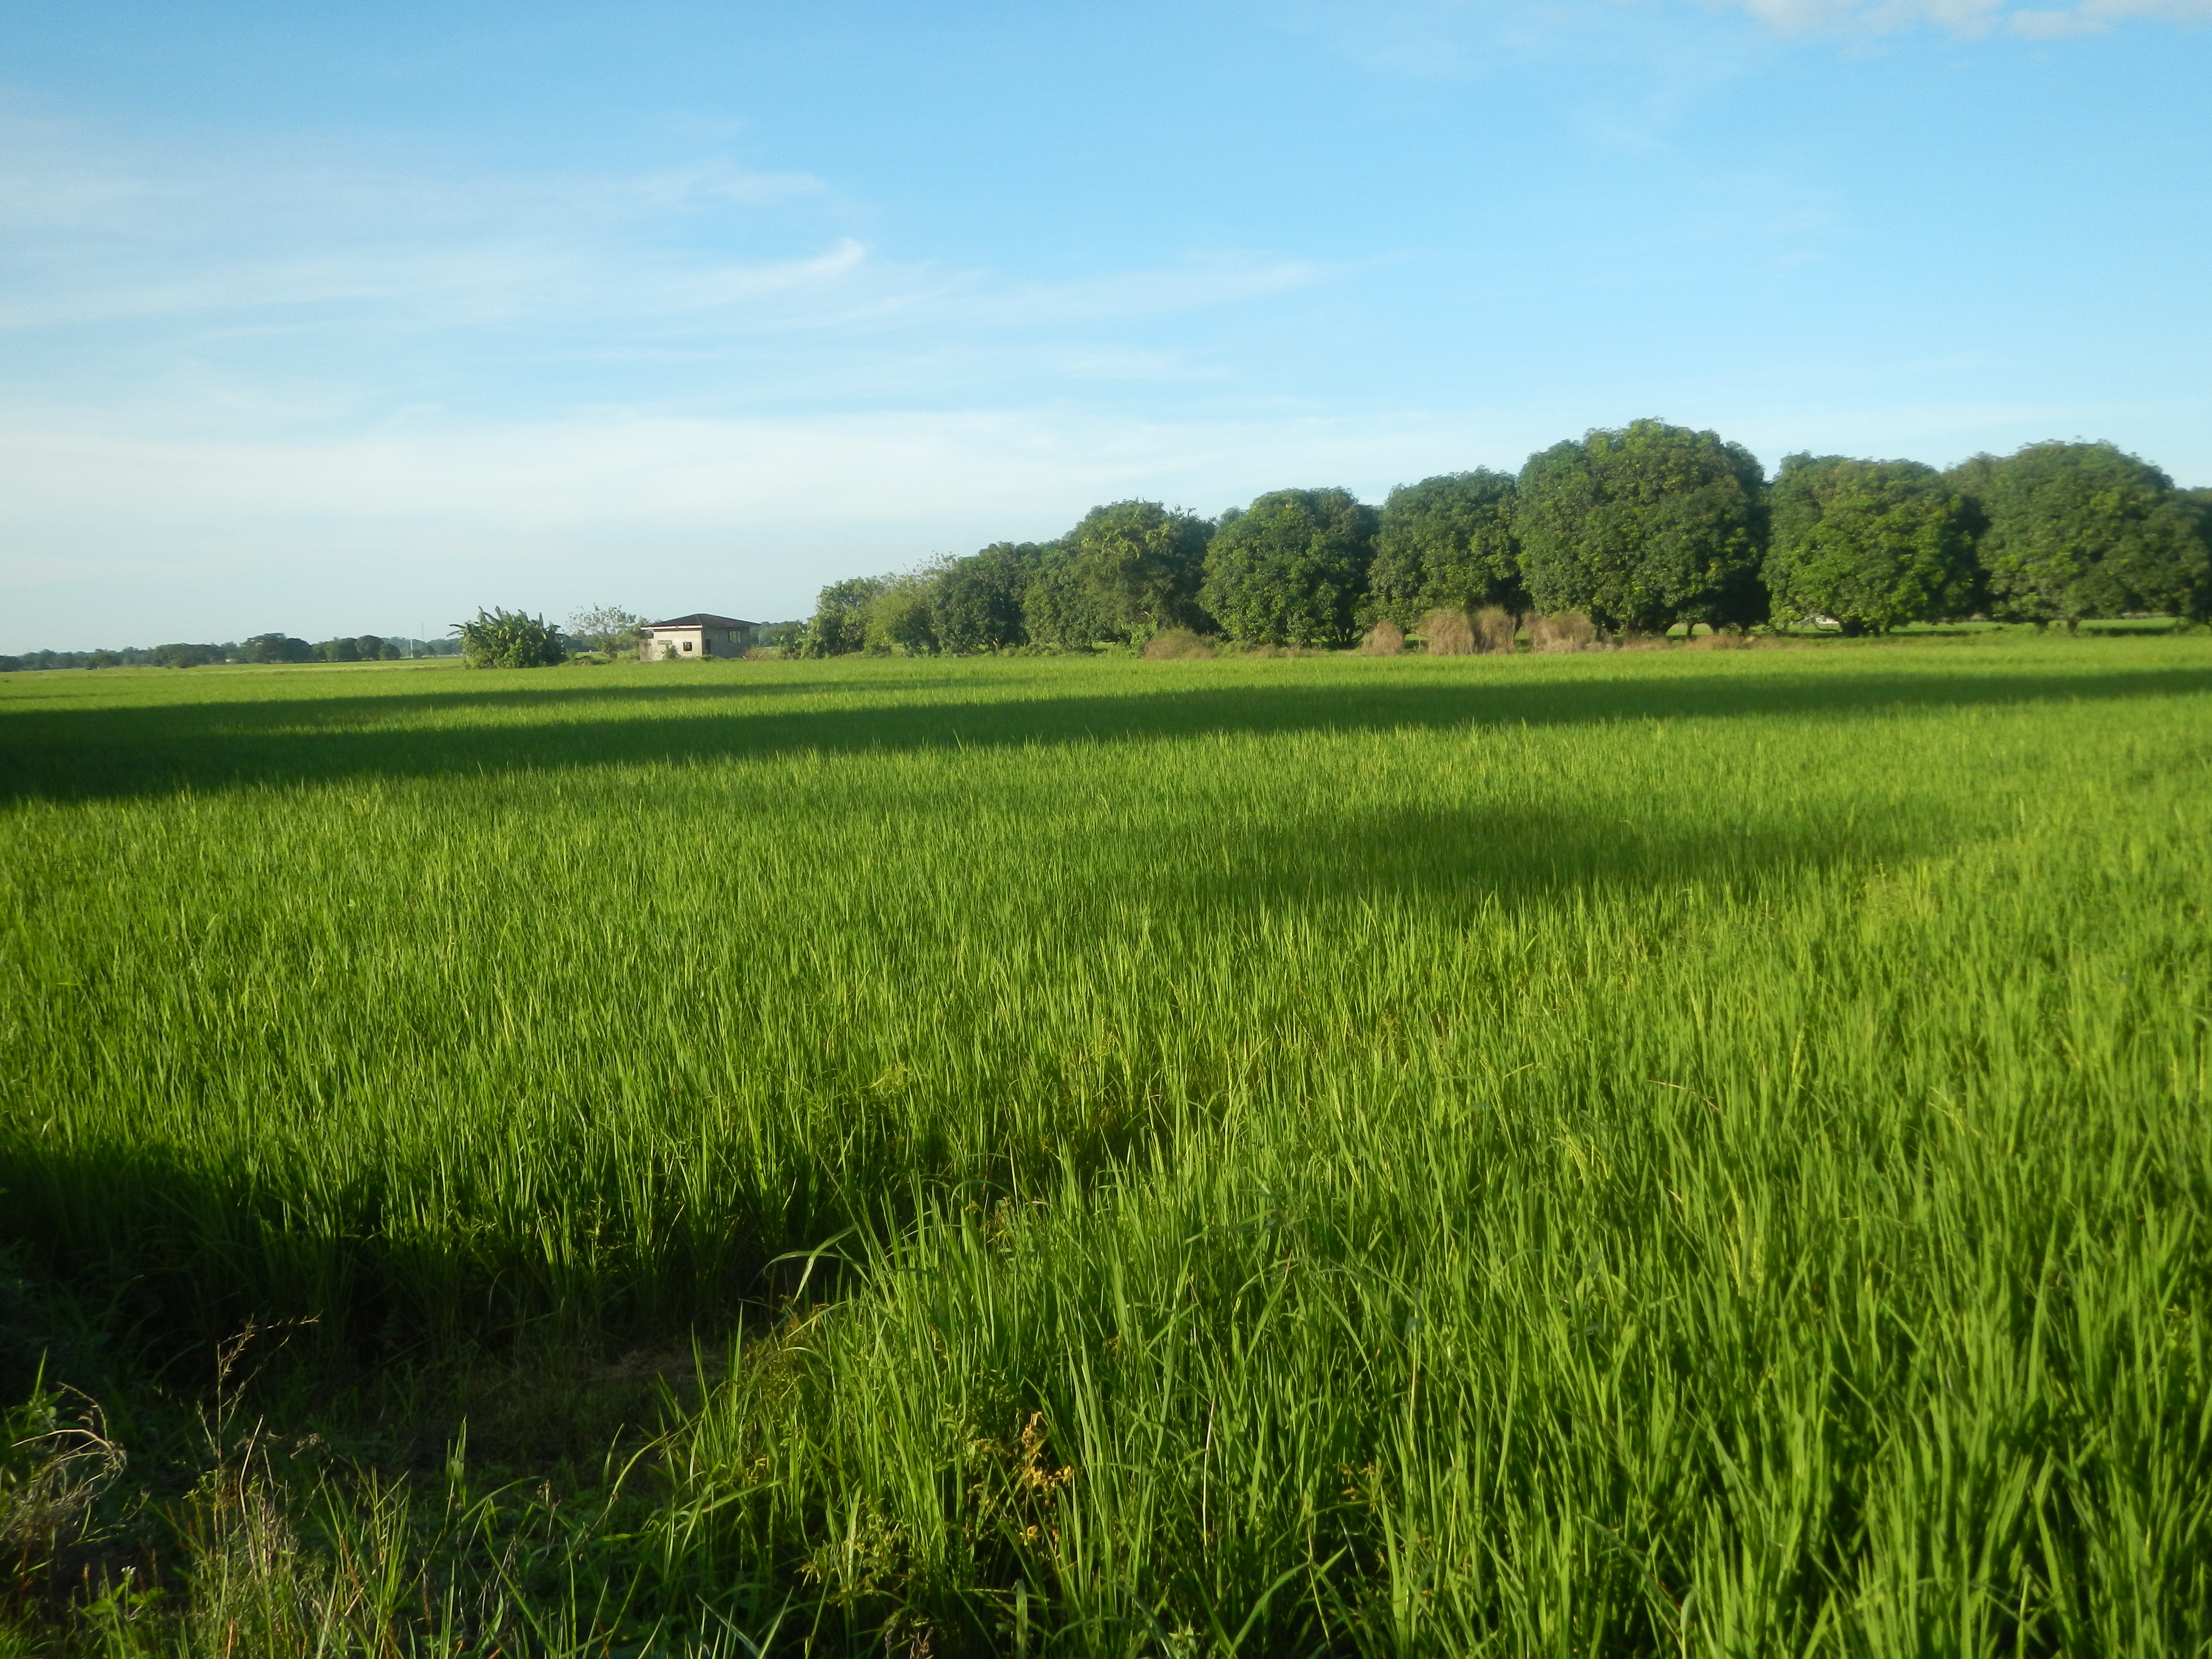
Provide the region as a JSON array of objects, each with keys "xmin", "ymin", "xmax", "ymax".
[{"xmin": 637, "ymin": 613, "xmax": 757, "ymax": 661}]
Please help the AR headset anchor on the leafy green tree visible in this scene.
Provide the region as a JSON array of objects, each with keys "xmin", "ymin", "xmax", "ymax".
[
  {"xmin": 1057, "ymin": 501, "xmax": 1214, "ymax": 641},
  {"xmin": 565, "ymin": 606, "xmax": 645, "ymax": 659},
  {"xmin": 1364, "ymin": 470, "xmax": 1521, "ymax": 628},
  {"xmin": 1200, "ymin": 488, "xmax": 1378, "ymax": 647},
  {"xmin": 244, "ymin": 633, "xmax": 313, "ymax": 664},
  {"xmin": 796, "ymin": 577, "xmax": 886, "ymax": 657},
  {"xmin": 151, "ymin": 643, "xmax": 223, "ymax": 668},
  {"xmin": 935, "ymin": 542, "xmax": 1042, "ymax": 654},
  {"xmin": 863, "ymin": 566, "xmax": 944, "ymax": 655},
  {"xmin": 452, "ymin": 608, "xmax": 565, "ymax": 668},
  {"xmin": 1962, "ymin": 442, "xmax": 2210, "ymax": 625},
  {"xmin": 1516, "ymin": 419, "xmax": 1767, "ymax": 633},
  {"xmin": 1020, "ymin": 543, "xmax": 1109, "ymax": 650},
  {"xmin": 1763, "ymin": 455, "xmax": 1980, "ymax": 633}
]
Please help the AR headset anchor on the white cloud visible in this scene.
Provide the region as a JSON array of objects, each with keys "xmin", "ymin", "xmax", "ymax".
[
  {"xmin": 1270, "ymin": 0, "xmax": 2211, "ymax": 53},
  {"xmin": 0, "ymin": 105, "xmax": 1329, "ymax": 412},
  {"xmin": 1716, "ymin": 0, "xmax": 2212, "ymax": 33}
]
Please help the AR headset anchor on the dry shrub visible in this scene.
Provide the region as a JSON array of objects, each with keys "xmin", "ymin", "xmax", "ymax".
[
  {"xmin": 1422, "ymin": 610, "xmax": 1476, "ymax": 655},
  {"xmin": 1358, "ymin": 621, "xmax": 1405, "ymax": 656},
  {"xmin": 1143, "ymin": 628, "xmax": 1214, "ymax": 660},
  {"xmin": 1, "ymin": 1384, "xmax": 124, "ymax": 1556},
  {"xmin": 1684, "ymin": 628, "xmax": 1753, "ymax": 651},
  {"xmin": 1620, "ymin": 636, "xmax": 1670, "ymax": 651},
  {"xmin": 1475, "ymin": 606, "xmax": 1518, "ymax": 653},
  {"xmin": 1527, "ymin": 613, "xmax": 1597, "ymax": 653}
]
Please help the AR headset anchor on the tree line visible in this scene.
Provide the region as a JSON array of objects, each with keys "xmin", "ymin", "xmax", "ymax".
[
  {"xmin": 796, "ymin": 424, "xmax": 2212, "ymax": 655},
  {"xmin": 0, "ymin": 634, "xmax": 459, "ymax": 673}
]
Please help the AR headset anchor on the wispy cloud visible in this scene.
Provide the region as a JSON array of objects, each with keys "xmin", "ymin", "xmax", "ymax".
[
  {"xmin": 0, "ymin": 106, "xmax": 1337, "ymax": 464},
  {"xmin": 1272, "ymin": 0, "xmax": 2211, "ymax": 61},
  {"xmin": 1716, "ymin": 0, "xmax": 2212, "ymax": 34}
]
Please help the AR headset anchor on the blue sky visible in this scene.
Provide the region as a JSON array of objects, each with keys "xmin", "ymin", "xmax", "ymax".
[{"xmin": 3, "ymin": 0, "xmax": 2208, "ymax": 650}]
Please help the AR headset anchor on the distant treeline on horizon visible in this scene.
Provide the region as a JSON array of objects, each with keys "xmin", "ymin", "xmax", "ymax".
[
  {"xmin": 0, "ymin": 632, "xmax": 461, "ymax": 673},
  {"xmin": 793, "ymin": 422, "xmax": 2212, "ymax": 658},
  {"xmin": 10, "ymin": 422, "xmax": 2208, "ymax": 672}
]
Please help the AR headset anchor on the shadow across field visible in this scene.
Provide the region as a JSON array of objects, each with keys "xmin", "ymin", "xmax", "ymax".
[
  {"xmin": 3, "ymin": 660, "xmax": 2211, "ymax": 804},
  {"xmin": 2, "ymin": 786, "xmax": 1934, "ymax": 1361}
]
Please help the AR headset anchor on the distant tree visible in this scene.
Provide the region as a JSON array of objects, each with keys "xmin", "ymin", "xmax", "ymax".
[
  {"xmin": 566, "ymin": 606, "xmax": 645, "ymax": 659},
  {"xmin": 1364, "ymin": 470, "xmax": 1521, "ymax": 628},
  {"xmin": 1964, "ymin": 442, "xmax": 2210, "ymax": 625},
  {"xmin": 752, "ymin": 619, "xmax": 810, "ymax": 649},
  {"xmin": 863, "ymin": 566, "xmax": 944, "ymax": 655},
  {"xmin": 1763, "ymin": 455, "xmax": 1980, "ymax": 633},
  {"xmin": 244, "ymin": 633, "xmax": 313, "ymax": 664},
  {"xmin": 151, "ymin": 643, "xmax": 224, "ymax": 668},
  {"xmin": 1056, "ymin": 502, "xmax": 1214, "ymax": 642},
  {"xmin": 1942, "ymin": 453, "xmax": 2004, "ymax": 504},
  {"xmin": 796, "ymin": 577, "xmax": 885, "ymax": 657},
  {"xmin": 452, "ymin": 608, "xmax": 566, "ymax": 668},
  {"xmin": 1021, "ymin": 544, "xmax": 1109, "ymax": 650},
  {"xmin": 1200, "ymin": 488, "xmax": 1378, "ymax": 647},
  {"xmin": 1516, "ymin": 419, "xmax": 1767, "ymax": 634},
  {"xmin": 936, "ymin": 542, "xmax": 1042, "ymax": 654},
  {"xmin": 313, "ymin": 637, "xmax": 360, "ymax": 662}
]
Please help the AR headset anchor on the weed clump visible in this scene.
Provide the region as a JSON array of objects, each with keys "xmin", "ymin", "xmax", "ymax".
[
  {"xmin": 1142, "ymin": 629, "xmax": 1214, "ymax": 660},
  {"xmin": 1475, "ymin": 605, "xmax": 1519, "ymax": 653},
  {"xmin": 1685, "ymin": 627, "xmax": 1754, "ymax": 650},
  {"xmin": 1357, "ymin": 621, "xmax": 1405, "ymax": 656},
  {"xmin": 1526, "ymin": 612, "xmax": 1598, "ymax": 652},
  {"xmin": 1421, "ymin": 610, "xmax": 1476, "ymax": 655}
]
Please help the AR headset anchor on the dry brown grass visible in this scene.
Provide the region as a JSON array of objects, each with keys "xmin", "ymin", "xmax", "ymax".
[
  {"xmin": 1358, "ymin": 621, "xmax": 1405, "ymax": 656},
  {"xmin": 1143, "ymin": 628, "xmax": 1215, "ymax": 660},
  {"xmin": 1475, "ymin": 606, "xmax": 1518, "ymax": 653},
  {"xmin": 1685, "ymin": 628, "xmax": 1754, "ymax": 651},
  {"xmin": 1526, "ymin": 613, "xmax": 1598, "ymax": 653},
  {"xmin": 1421, "ymin": 610, "xmax": 1476, "ymax": 655}
]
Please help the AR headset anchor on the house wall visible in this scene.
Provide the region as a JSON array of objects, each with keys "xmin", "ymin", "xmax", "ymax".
[{"xmin": 640, "ymin": 626, "xmax": 746, "ymax": 660}]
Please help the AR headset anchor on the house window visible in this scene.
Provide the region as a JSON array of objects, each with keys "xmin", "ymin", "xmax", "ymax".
[{"xmin": 683, "ymin": 640, "xmax": 694, "ymax": 652}]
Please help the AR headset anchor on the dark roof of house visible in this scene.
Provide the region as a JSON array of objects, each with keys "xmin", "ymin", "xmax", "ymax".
[{"xmin": 645, "ymin": 613, "xmax": 757, "ymax": 630}]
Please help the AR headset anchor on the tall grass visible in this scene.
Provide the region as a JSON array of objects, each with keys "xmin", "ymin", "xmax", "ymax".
[{"xmin": 1, "ymin": 634, "xmax": 2208, "ymax": 1653}]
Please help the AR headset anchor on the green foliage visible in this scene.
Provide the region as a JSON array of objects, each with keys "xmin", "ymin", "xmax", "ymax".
[
  {"xmin": 935, "ymin": 543, "xmax": 1043, "ymax": 654},
  {"xmin": 863, "ymin": 566, "xmax": 944, "ymax": 656},
  {"xmin": 310, "ymin": 635, "xmax": 397, "ymax": 662},
  {"xmin": 796, "ymin": 577, "xmax": 886, "ymax": 657},
  {"xmin": 451, "ymin": 608, "xmax": 566, "ymax": 669},
  {"xmin": 1199, "ymin": 487, "xmax": 1377, "ymax": 646},
  {"xmin": 566, "ymin": 605, "xmax": 646, "ymax": 659},
  {"xmin": 1053, "ymin": 501, "xmax": 1214, "ymax": 643},
  {"xmin": 1964, "ymin": 441, "xmax": 2210, "ymax": 625},
  {"xmin": 1018, "ymin": 544, "xmax": 1110, "ymax": 650},
  {"xmin": 1364, "ymin": 469, "xmax": 1521, "ymax": 627},
  {"xmin": 243, "ymin": 633, "xmax": 313, "ymax": 664},
  {"xmin": 1517, "ymin": 418, "xmax": 1768, "ymax": 633},
  {"xmin": 1763, "ymin": 454, "xmax": 1981, "ymax": 633},
  {"xmin": 150, "ymin": 643, "xmax": 227, "ymax": 669}
]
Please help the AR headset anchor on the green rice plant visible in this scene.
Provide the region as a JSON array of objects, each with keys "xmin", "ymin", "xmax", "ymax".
[{"xmin": 0, "ymin": 632, "xmax": 2207, "ymax": 1651}]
